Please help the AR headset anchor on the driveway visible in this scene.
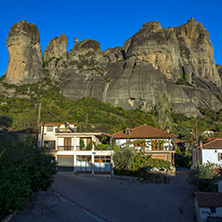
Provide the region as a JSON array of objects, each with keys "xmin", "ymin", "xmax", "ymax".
[{"xmin": 11, "ymin": 170, "xmax": 195, "ymax": 222}]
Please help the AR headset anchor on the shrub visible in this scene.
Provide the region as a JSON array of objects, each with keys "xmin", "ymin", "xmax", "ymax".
[
  {"xmin": 175, "ymin": 153, "xmax": 191, "ymax": 168},
  {"xmin": 97, "ymin": 144, "xmax": 109, "ymax": 150},
  {"xmin": 0, "ymin": 137, "xmax": 56, "ymax": 220},
  {"xmin": 113, "ymin": 147, "xmax": 135, "ymax": 169},
  {"xmin": 86, "ymin": 141, "xmax": 97, "ymax": 150},
  {"xmin": 80, "ymin": 138, "xmax": 85, "ymax": 149},
  {"xmin": 188, "ymin": 162, "xmax": 219, "ymax": 192}
]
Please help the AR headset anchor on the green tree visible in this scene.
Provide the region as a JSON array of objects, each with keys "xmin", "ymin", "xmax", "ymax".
[
  {"xmin": 188, "ymin": 162, "xmax": 219, "ymax": 192},
  {"xmin": 0, "ymin": 136, "xmax": 56, "ymax": 219},
  {"xmin": 113, "ymin": 147, "xmax": 135, "ymax": 169},
  {"xmin": 126, "ymin": 109, "xmax": 158, "ymax": 128},
  {"xmin": 155, "ymin": 93, "xmax": 172, "ymax": 130}
]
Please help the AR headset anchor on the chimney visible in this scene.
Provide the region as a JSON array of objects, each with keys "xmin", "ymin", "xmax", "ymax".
[{"xmin": 167, "ymin": 128, "xmax": 170, "ymax": 133}]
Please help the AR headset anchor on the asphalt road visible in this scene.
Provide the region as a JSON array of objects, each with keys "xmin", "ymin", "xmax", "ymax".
[{"xmin": 51, "ymin": 171, "xmax": 195, "ymax": 222}]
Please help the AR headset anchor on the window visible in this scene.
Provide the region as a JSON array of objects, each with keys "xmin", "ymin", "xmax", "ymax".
[
  {"xmin": 76, "ymin": 155, "xmax": 92, "ymax": 172},
  {"xmin": 210, "ymin": 207, "xmax": 216, "ymax": 213},
  {"xmin": 44, "ymin": 141, "xmax": 55, "ymax": 149},
  {"xmin": 134, "ymin": 141, "xmax": 145, "ymax": 147},
  {"xmin": 94, "ymin": 156, "xmax": 111, "ymax": 172},
  {"xmin": 47, "ymin": 126, "xmax": 53, "ymax": 132},
  {"xmin": 218, "ymin": 153, "xmax": 222, "ymax": 161}
]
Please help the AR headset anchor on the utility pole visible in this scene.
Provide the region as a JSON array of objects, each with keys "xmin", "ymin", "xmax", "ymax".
[
  {"xmin": 196, "ymin": 119, "xmax": 199, "ymax": 190},
  {"xmin": 196, "ymin": 120, "xmax": 199, "ymax": 165},
  {"xmin": 37, "ymin": 102, "xmax": 41, "ymax": 130},
  {"xmin": 36, "ymin": 102, "xmax": 41, "ymax": 148}
]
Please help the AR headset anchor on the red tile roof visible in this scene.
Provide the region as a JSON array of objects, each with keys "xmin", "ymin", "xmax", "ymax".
[
  {"xmin": 201, "ymin": 138, "xmax": 222, "ymax": 149},
  {"xmin": 112, "ymin": 124, "xmax": 175, "ymax": 139},
  {"xmin": 101, "ymin": 132, "xmax": 113, "ymax": 137},
  {"xmin": 195, "ymin": 192, "xmax": 222, "ymax": 208},
  {"xmin": 13, "ymin": 128, "xmax": 39, "ymax": 134}
]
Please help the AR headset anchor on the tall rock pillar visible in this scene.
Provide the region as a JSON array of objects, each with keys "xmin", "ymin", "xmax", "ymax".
[{"xmin": 6, "ymin": 20, "xmax": 44, "ymax": 85}]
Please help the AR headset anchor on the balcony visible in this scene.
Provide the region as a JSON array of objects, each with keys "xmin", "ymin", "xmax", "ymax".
[
  {"xmin": 57, "ymin": 146, "xmax": 74, "ymax": 151},
  {"xmin": 76, "ymin": 146, "xmax": 91, "ymax": 151}
]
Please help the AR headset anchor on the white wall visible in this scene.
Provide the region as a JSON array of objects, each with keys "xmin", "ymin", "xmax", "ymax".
[
  {"xmin": 199, "ymin": 206, "xmax": 222, "ymax": 222},
  {"xmin": 202, "ymin": 149, "xmax": 222, "ymax": 165},
  {"xmin": 57, "ymin": 138, "xmax": 63, "ymax": 146},
  {"xmin": 195, "ymin": 197, "xmax": 222, "ymax": 222},
  {"xmin": 42, "ymin": 126, "xmax": 57, "ymax": 141}
]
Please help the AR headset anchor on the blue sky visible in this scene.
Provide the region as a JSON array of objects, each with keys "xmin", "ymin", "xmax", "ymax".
[{"xmin": 0, "ymin": 0, "xmax": 222, "ymax": 77}]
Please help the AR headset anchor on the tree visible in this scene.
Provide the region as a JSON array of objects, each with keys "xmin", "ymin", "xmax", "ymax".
[
  {"xmin": 188, "ymin": 162, "xmax": 219, "ymax": 192},
  {"xmin": 155, "ymin": 93, "xmax": 172, "ymax": 130},
  {"xmin": 0, "ymin": 136, "xmax": 56, "ymax": 219},
  {"xmin": 113, "ymin": 147, "xmax": 135, "ymax": 169},
  {"xmin": 126, "ymin": 109, "xmax": 158, "ymax": 128}
]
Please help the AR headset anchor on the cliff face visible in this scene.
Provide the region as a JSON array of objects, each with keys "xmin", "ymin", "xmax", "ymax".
[
  {"xmin": 124, "ymin": 18, "xmax": 220, "ymax": 86},
  {"xmin": 3, "ymin": 19, "xmax": 222, "ymax": 116},
  {"xmin": 6, "ymin": 21, "xmax": 44, "ymax": 85}
]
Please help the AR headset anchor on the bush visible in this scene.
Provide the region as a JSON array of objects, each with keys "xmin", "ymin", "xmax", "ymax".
[
  {"xmin": 113, "ymin": 148, "xmax": 171, "ymax": 172},
  {"xmin": 188, "ymin": 162, "xmax": 219, "ymax": 192},
  {"xmin": 113, "ymin": 148, "xmax": 135, "ymax": 169},
  {"xmin": 0, "ymin": 137, "xmax": 56, "ymax": 220},
  {"xmin": 175, "ymin": 153, "xmax": 191, "ymax": 168},
  {"xmin": 97, "ymin": 144, "xmax": 109, "ymax": 150}
]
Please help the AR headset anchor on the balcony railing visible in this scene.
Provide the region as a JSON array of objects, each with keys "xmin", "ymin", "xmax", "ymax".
[
  {"xmin": 134, "ymin": 146, "xmax": 175, "ymax": 152},
  {"xmin": 57, "ymin": 146, "xmax": 74, "ymax": 151},
  {"xmin": 76, "ymin": 146, "xmax": 90, "ymax": 151}
]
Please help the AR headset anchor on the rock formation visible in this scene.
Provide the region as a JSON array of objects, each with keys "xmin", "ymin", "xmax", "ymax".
[
  {"xmin": 6, "ymin": 20, "xmax": 44, "ymax": 85},
  {"xmin": 60, "ymin": 59, "xmax": 204, "ymax": 117},
  {"xmin": 43, "ymin": 34, "xmax": 68, "ymax": 79},
  {"xmin": 124, "ymin": 18, "xmax": 220, "ymax": 85},
  {"xmin": 4, "ymin": 18, "xmax": 222, "ymax": 116},
  {"xmin": 57, "ymin": 18, "xmax": 222, "ymax": 116}
]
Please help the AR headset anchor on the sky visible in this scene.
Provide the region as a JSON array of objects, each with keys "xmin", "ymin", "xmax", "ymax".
[{"xmin": 0, "ymin": 0, "xmax": 222, "ymax": 77}]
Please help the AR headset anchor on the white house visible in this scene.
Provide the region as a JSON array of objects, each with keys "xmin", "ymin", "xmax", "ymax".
[
  {"xmin": 39, "ymin": 122, "xmax": 113, "ymax": 175},
  {"xmin": 195, "ymin": 192, "xmax": 222, "ymax": 222},
  {"xmin": 193, "ymin": 138, "xmax": 222, "ymax": 166},
  {"xmin": 112, "ymin": 124, "xmax": 176, "ymax": 167}
]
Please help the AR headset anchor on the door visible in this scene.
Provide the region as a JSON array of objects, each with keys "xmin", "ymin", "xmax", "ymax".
[
  {"xmin": 64, "ymin": 138, "xmax": 71, "ymax": 150},
  {"xmin": 57, "ymin": 155, "xmax": 74, "ymax": 171}
]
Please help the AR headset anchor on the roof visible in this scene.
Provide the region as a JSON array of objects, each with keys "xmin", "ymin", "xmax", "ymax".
[
  {"xmin": 201, "ymin": 138, "xmax": 222, "ymax": 149},
  {"xmin": 195, "ymin": 192, "xmax": 222, "ymax": 208},
  {"xmin": 13, "ymin": 128, "xmax": 39, "ymax": 134},
  {"xmin": 175, "ymin": 139, "xmax": 184, "ymax": 143},
  {"xmin": 41, "ymin": 123, "xmax": 77, "ymax": 126},
  {"xmin": 112, "ymin": 124, "xmax": 175, "ymax": 139},
  {"xmin": 101, "ymin": 132, "xmax": 113, "ymax": 137}
]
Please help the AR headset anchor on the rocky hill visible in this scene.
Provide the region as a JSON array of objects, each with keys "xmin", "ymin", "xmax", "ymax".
[{"xmin": 2, "ymin": 19, "xmax": 222, "ymax": 117}]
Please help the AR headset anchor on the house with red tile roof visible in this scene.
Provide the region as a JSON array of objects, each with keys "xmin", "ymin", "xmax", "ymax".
[
  {"xmin": 194, "ymin": 192, "xmax": 222, "ymax": 222},
  {"xmin": 112, "ymin": 124, "xmax": 176, "ymax": 166},
  {"xmin": 193, "ymin": 138, "xmax": 222, "ymax": 166}
]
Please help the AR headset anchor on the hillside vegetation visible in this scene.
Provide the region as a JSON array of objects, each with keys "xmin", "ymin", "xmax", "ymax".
[{"xmin": 1, "ymin": 76, "xmax": 222, "ymax": 140}]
